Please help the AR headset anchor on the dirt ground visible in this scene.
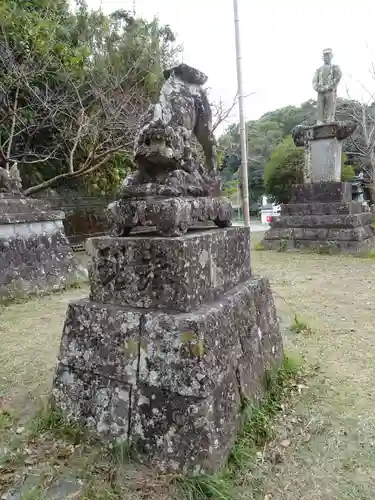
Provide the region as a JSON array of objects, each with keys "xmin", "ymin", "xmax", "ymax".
[{"xmin": 1, "ymin": 236, "xmax": 375, "ymax": 499}]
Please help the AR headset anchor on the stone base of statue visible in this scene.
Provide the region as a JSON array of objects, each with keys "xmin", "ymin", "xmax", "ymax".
[
  {"xmin": 51, "ymin": 227, "xmax": 284, "ymax": 474},
  {"xmin": 262, "ymin": 182, "xmax": 375, "ymax": 254},
  {"xmin": 106, "ymin": 195, "xmax": 232, "ymax": 237},
  {"xmin": 0, "ymin": 193, "xmax": 87, "ymax": 300},
  {"xmin": 292, "ymin": 122, "xmax": 357, "ymax": 182}
]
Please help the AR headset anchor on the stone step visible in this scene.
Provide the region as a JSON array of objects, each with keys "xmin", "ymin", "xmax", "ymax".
[
  {"xmin": 270, "ymin": 213, "xmax": 372, "ymax": 229},
  {"xmin": 281, "ymin": 201, "xmax": 366, "ymax": 216}
]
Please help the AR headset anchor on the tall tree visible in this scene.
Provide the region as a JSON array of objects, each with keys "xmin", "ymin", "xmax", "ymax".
[{"xmin": 0, "ymin": 0, "xmax": 179, "ymax": 196}]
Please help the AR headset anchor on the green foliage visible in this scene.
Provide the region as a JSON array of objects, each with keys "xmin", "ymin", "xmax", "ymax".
[
  {"xmin": 291, "ymin": 315, "xmax": 313, "ymax": 334},
  {"xmin": 30, "ymin": 404, "xmax": 89, "ymax": 445},
  {"xmin": 341, "ymin": 163, "xmax": 355, "ymax": 182},
  {"xmin": 264, "ymin": 136, "xmax": 304, "ymax": 205},
  {"xmin": 254, "ymin": 241, "xmax": 265, "ymax": 251},
  {"xmin": 264, "ymin": 137, "xmax": 356, "ymax": 205},
  {"xmin": 0, "ymin": 0, "xmax": 178, "ymax": 195},
  {"xmin": 221, "ymin": 179, "xmax": 239, "ymax": 198}
]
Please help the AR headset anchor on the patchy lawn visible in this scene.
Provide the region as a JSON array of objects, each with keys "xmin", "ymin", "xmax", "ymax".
[{"xmin": 1, "ymin": 239, "xmax": 375, "ymax": 499}]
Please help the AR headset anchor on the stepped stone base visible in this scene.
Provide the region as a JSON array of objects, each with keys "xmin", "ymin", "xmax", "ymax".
[
  {"xmin": 262, "ymin": 182, "xmax": 375, "ymax": 254},
  {"xmin": 51, "ymin": 228, "xmax": 283, "ymax": 475},
  {"xmin": 0, "ymin": 194, "xmax": 87, "ymax": 300}
]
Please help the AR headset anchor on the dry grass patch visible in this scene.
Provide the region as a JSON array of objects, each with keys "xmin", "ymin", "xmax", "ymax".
[{"xmin": 251, "ymin": 232, "xmax": 375, "ymax": 499}]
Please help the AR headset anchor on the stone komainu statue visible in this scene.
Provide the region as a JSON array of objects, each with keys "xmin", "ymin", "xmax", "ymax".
[
  {"xmin": 122, "ymin": 63, "xmax": 220, "ymax": 198},
  {"xmin": 107, "ymin": 63, "xmax": 232, "ymax": 237}
]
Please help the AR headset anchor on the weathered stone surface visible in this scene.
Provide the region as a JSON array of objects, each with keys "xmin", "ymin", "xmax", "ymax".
[
  {"xmin": 106, "ymin": 196, "xmax": 232, "ymax": 237},
  {"xmin": 312, "ymin": 48, "xmax": 342, "ymax": 124},
  {"xmin": 0, "ymin": 163, "xmax": 22, "ymax": 195},
  {"xmin": 52, "ymin": 364, "xmax": 132, "ymax": 439},
  {"xmin": 262, "ymin": 236, "xmax": 375, "ymax": 254},
  {"xmin": 0, "ymin": 195, "xmax": 87, "ymax": 300},
  {"xmin": 51, "ymin": 276, "xmax": 283, "ymax": 474},
  {"xmin": 131, "ymin": 63, "xmax": 218, "ymax": 193},
  {"xmin": 50, "ymin": 62, "xmax": 283, "ymax": 475},
  {"xmin": 291, "ymin": 182, "xmax": 352, "ymax": 203},
  {"xmin": 264, "ymin": 226, "xmax": 374, "ymax": 242},
  {"xmin": 107, "ymin": 64, "xmax": 233, "ymax": 238},
  {"xmin": 308, "ymin": 136, "xmax": 342, "ymax": 182},
  {"xmin": 0, "ymin": 230, "xmax": 86, "ymax": 300},
  {"xmin": 281, "ymin": 201, "xmax": 365, "ymax": 216},
  {"xmin": 270, "ymin": 213, "xmax": 372, "ymax": 229},
  {"xmin": 263, "ymin": 180, "xmax": 374, "ymax": 254},
  {"xmin": 131, "ymin": 372, "xmax": 241, "ymax": 474},
  {"xmin": 292, "ymin": 122, "xmax": 357, "ymax": 146},
  {"xmin": 87, "ymin": 227, "xmax": 251, "ymax": 312}
]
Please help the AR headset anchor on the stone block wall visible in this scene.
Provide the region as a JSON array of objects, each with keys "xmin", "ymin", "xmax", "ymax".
[{"xmin": 0, "ymin": 195, "xmax": 87, "ymax": 300}]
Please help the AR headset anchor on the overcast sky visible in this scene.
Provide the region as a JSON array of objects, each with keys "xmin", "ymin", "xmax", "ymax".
[{"xmin": 85, "ymin": 0, "xmax": 375, "ymax": 129}]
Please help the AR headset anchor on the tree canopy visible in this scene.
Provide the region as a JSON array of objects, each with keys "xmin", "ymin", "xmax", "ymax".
[{"xmin": 0, "ymin": 0, "xmax": 179, "ymax": 196}]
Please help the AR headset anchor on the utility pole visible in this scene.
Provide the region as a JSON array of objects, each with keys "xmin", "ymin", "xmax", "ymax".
[{"xmin": 233, "ymin": 0, "xmax": 250, "ymax": 227}]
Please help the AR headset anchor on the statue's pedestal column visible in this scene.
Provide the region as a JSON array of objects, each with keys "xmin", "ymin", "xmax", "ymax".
[
  {"xmin": 262, "ymin": 122, "xmax": 375, "ymax": 254},
  {"xmin": 305, "ymin": 124, "xmax": 343, "ymax": 182},
  {"xmin": 51, "ymin": 227, "xmax": 284, "ymax": 474}
]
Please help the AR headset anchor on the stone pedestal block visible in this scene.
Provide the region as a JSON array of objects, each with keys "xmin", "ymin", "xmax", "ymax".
[
  {"xmin": 307, "ymin": 136, "xmax": 342, "ymax": 182},
  {"xmin": 51, "ymin": 228, "xmax": 284, "ymax": 474},
  {"xmin": 292, "ymin": 122, "xmax": 358, "ymax": 184},
  {"xmin": 0, "ymin": 195, "xmax": 87, "ymax": 300},
  {"xmin": 262, "ymin": 182, "xmax": 375, "ymax": 254},
  {"xmin": 87, "ymin": 227, "xmax": 251, "ymax": 312}
]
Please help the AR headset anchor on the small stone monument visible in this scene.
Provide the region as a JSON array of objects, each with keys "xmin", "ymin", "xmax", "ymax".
[
  {"xmin": 0, "ymin": 163, "xmax": 85, "ymax": 300},
  {"xmin": 51, "ymin": 64, "xmax": 284, "ymax": 474},
  {"xmin": 263, "ymin": 50, "xmax": 375, "ymax": 253}
]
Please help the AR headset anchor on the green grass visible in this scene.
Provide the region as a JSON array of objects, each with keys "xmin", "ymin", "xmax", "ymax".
[
  {"xmin": 253, "ymin": 241, "xmax": 265, "ymax": 251},
  {"xmin": 290, "ymin": 315, "xmax": 313, "ymax": 335}
]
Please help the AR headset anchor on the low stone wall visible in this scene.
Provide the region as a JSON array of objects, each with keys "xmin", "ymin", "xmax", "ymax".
[{"xmin": 0, "ymin": 195, "xmax": 87, "ymax": 301}]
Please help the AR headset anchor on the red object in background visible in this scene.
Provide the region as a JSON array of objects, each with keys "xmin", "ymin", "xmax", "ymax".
[{"xmin": 266, "ymin": 216, "xmax": 271, "ymax": 223}]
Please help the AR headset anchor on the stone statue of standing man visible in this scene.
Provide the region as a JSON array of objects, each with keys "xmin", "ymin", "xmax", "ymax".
[{"xmin": 312, "ymin": 48, "xmax": 342, "ymax": 124}]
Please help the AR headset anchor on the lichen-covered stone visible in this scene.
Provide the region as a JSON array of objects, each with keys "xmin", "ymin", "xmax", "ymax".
[
  {"xmin": 51, "ymin": 275, "xmax": 283, "ymax": 474},
  {"xmin": 106, "ymin": 63, "xmax": 233, "ymax": 237},
  {"xmin": 291, "ymin": 182, "xmax": 352, "ymax": 203},
  {"xmin": 270, "ymin": 213, "xmax": 372, "ymax": 229},
  {"xmin": 52, "ymin": 364, "xmax": 132, "ymax": 439},
  {"xmin": 0, "ymin": 195, "xmax": 87, "ymax": 300},
  {"xmin": 281, "ymin": 201, "xmax": 365, "ymax": 216},
  {"xmin": 106, "ymin": 196, "xmax": 232, "ymax": 237},
  {"xmin": 131, "ymin": 372, "xmax": 241, "ymax": 474},
  {"xmin": 87, "ymin": 227, "xmax": 251, "ymax": 312}
]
